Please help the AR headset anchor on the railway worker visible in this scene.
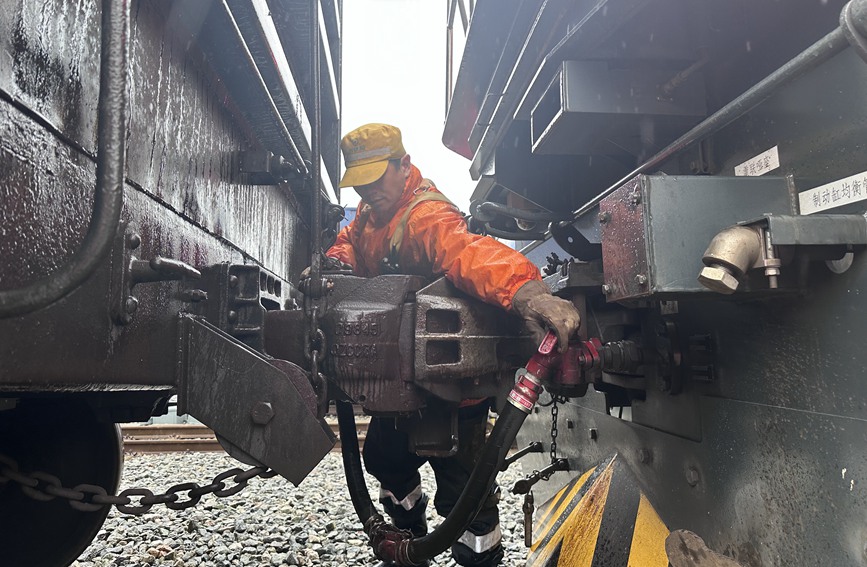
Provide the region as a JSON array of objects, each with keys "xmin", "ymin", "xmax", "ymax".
[{"xmin": 325, "ymin": 123, "xmax": 580, "ymax": 567}]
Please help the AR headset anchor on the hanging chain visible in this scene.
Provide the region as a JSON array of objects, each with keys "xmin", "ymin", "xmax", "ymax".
[
  {"xmin": 0, "ymin": 452, "xmax": 275, "ymax": 516},
  {"xmin": 550, "ymin": 397, "xmax": 560, "ymax": 464},
  {"xmin": 511, "ymin": 395, "xmax": 570, "ymax": 498},
  {"xmin": 302, "ymin": 276, "xmax": 331, "ymax": 418},
  {"xmin": 302, "ymin": 294, "xmax": 327, "ymax": 363}
]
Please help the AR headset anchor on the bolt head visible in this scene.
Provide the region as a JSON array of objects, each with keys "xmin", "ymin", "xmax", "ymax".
[
  {"xmin": 127, "ymin": 233, "xmax": 141, "ymax": 250},
  {"xmin": 635, "ymin": 274, "xmax": 648, "ymax": 286},
  {"xmin": 685, "ymin": 466, "xmax": 700, "ymax": 486},
  {"xmin": 228, "ymin": 275, "xmax": 239, "ymax": 288},
  {"xmin": 227, "ymin": 310, "xmax": 238, "ymax": 323},
  {"xmin": 629, "ymin": 191, "xmax": 642, "ymax": 205},
  {"xmin": 598, "ymin": 211, "xmax": 611, "ymax": 224},
  {"xmin": 124, "ymin": 296, "xmax": 138, "ymax": 314},
  {"xmin": 698, "ymin": 265, "xmax": 739, "ymax": 294},
  {"xmin": 638, "ymin": 448, "xmax": 652, "ymax": 464},
  {"xmin": 601, "ymin": 284, "xmax": 612, "ymax": 295},
  {"xmin": 251, "ymin": 402, "xmax": 274, "ymax": 425}
]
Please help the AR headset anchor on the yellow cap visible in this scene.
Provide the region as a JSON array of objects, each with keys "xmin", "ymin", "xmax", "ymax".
[{"xmin": 339, "ymin": 123, "xmax": 406, "ymax": 188}]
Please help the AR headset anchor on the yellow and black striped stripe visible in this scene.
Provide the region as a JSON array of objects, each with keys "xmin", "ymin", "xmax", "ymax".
[{"xmin": 526, "ymin": 454, "xmax": 669, "ymax": 567}]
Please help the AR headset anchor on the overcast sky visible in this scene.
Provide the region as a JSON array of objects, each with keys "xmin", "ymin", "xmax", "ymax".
[{"xmin": 340, "ymin": 0, "xmax": 473, "ymax": 211}]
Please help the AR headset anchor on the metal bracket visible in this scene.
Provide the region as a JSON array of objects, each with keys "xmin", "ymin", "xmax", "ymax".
[
  {"xmin": 700, "ymin": 214, "xmax": 867, "ymax": 293},
  {"xmin": 238, "ymin": 150, "xmax": 302, "ymax": 185},
  {"xmin": 197, "ymin": 264, "xmax": 286, "ymax": 352},
  {"xmin": 112, "ymin": 224, "xmax": 202, "ymax": 326},
  {"xmin": 176, "ymin": 314, "xmax": 334, "ymax": 485},
  {"xmin": 744, "ymin": 214, "xmax": 867, "ymax": 247}
]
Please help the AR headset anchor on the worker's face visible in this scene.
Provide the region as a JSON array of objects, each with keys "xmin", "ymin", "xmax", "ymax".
[{"xmin": 355, "ymin": 155, "xmax": 410, "ymax": 219}]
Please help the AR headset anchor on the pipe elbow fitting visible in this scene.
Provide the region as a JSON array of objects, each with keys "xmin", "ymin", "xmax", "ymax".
[{"xmin": 699, "ymin": 226, "xmax": 764, "ymax": 294}]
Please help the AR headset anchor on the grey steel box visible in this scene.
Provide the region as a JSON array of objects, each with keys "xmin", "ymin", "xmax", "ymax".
[
  {"xmin": 531, "ymin": 60, "xmax": 706, "ymax": 156},
  {"xmin": 599, "ymin": 174, "xmax": 796, "ymax": 302}
]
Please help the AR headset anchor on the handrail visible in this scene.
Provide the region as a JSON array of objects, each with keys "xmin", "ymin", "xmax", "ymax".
[{"xmin": 0, "ymin": 0, "xmax": 129, "ymax": 318}]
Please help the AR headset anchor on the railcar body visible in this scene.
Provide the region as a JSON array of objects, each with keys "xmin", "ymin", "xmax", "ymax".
[
  {"xmin": 445, "ymin": 0, "xmax": 867, "ymax": 565},
  {"xmin": 0, "ymin": 1, "xmax": 342, "ymax": 564}
]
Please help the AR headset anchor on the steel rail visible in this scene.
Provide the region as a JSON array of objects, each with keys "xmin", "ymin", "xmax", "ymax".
[{"xmin": 121, "ymin": 420, "xmax": 369, "ymax": 454}]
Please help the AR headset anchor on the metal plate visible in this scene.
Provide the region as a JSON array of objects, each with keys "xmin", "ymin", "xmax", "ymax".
[
  {"xmin": 598, "ymin": 176, "xmax": 649, "ymax": 301},
  {"xmin": 178, "ymin": 314, "xmax": 334, "ymax": 485}
]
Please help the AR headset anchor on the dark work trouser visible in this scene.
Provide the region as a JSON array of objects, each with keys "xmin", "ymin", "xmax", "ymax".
[{"xmin": 363, "ymin": 403, "xmax": 504, "ymax": 566}]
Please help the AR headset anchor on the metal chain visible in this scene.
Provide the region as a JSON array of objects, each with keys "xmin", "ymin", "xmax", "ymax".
[
  {"xmin": 301, "ymin": 263, "xmax": 333, "ymax": 417},
  {"xmin": 550, "ymin": 397, "xmax": 559, "ymax": 463},
  {"xmin": 0, "ymin": 452, "xmax": 276, "ymax": 516},
  {"xmin": 303, "ymin": 300, "xmax": 324, "ymax": 361}
]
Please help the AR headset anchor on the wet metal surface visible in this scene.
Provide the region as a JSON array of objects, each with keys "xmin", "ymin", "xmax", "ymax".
[
  {"xmin": 0, "ymin": 0, "xmax": 339, "ymax": 389},
  {"xmin": 519, "ymin": 252, "xmax": 867, "ymax": 565},
  {"xmin": 0, "ymin": 1, "xmax": 314, "ymax": 283},
  {"xmin": 520, "ymin": 392, "xmax": 867, "ymax": 566},
  {"xmin": 268, "ymin": 0, "xmax": 341, "ymax": 184},
  {"xmin": 530, "ymin": 60, "xmax": 706, "ymax": 157}
]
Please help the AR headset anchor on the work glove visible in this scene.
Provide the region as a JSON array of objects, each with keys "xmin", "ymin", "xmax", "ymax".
[
  {"xmin": 511, "ymin": 279, "xmax": 581, "ymax": 352},
  {"xmin": 300, "ymin": 255, "xmax": 353, "ymax": 280}
]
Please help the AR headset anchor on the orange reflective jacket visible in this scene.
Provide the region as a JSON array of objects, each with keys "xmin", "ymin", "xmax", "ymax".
[{"xmin": 327, "ymin": 165, "xmax": 541, "ymax": 310}]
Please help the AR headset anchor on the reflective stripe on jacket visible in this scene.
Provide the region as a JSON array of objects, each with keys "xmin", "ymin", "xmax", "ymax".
[{"xmin": 327, "ymin": 165, "xmax": 541, "ymax": 310}]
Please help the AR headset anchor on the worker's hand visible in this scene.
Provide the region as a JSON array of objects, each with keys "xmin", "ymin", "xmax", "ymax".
[
  {"xmin": 511, "ymin": 280, "xmax": 581, "ymax": 352},
  {"xmin": 300, "ymin": 256, "xmax": 353, "ymax": 280}
]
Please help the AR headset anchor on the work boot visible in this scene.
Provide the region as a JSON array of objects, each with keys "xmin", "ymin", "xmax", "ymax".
[
  {"xmin": 451, "ymin": 524, "xmax": 504, "ymax": 566},
  {"xmin": 454, "ymin": 544, "xmax": 504, "ymax": 566},
  {"xmin": 381, "ymin": 491, "xmax": 429, "ymax": 538}
]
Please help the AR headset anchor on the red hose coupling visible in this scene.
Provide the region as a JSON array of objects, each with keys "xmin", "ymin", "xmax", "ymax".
[
  {"xmin": 576, "ymin": 337, "xmax": 602, "ymax": 369},
  {"xmin": 369, "ymin": 519, "xmax": 417, "ymax": 565},
  {"xmin": 508, "ymin": 370, "xmax": 543, "ymax": 413}
]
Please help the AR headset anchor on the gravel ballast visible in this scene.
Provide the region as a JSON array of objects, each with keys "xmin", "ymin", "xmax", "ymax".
[{"xmin": 74, "ymin": 451, "xmax": 532, "ymax": 567}]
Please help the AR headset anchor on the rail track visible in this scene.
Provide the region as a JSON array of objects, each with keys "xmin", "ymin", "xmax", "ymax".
[{"xmin": 121, "ymin": 417, "xmax": 370, "ymax": 454}]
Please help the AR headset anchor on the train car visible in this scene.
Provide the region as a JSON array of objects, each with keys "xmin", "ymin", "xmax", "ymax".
[
  {"xmin": 0, "ymin": 1, "xmax": 342, "ymax": 564},
  {"xmin": 443, "ymin": 0, "xmax": 867, "ymax": 565},
  {"xmin": 7, "ymin": 0, "xmax": 867, "ymax": 566}
]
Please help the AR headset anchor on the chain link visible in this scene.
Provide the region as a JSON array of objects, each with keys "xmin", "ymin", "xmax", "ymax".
[
  {"xmin": 302, "ymin": 290, "xmax": 328, "ymax": 365},
  {"xmin": 0, "ymin": 452, "xmax": 275, "ymax": 516},
  {"xmin": 301, "ymin": 269, "xmax": 331, "ymax": 417},
  {"xmin": 550, "ymin": 397, "xmax": 560, "ymax": 463}
]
